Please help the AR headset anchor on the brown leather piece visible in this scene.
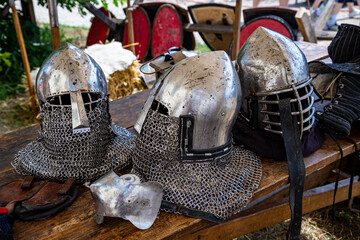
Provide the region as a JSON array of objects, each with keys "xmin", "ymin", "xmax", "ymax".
[
  {"xmin": 22, "ymin": 181, "xmax": 66, "ymax": 206},
  {"xmin": 0, "ymin": 180, "xmax": 38, "ymax": 204},
  {"xmin": 21, "ymin": 176, "xmax": 34, "ymax": 189},
  {"xmin": 22, "ymin": 181, "xmax": 47, "ymax": 201},
  {"xmin": 58, "ymin": 178, "xmax": 75, "ymax": 195},
  {"xmin": 171, "ymin": 52, "xmax": 187, "ymax": 64},
  {"xmin": 0, "ymin": 179, "xmax": 74, "ymax": 206},
  {"xmin": 0, "ymin": 178, "xmax": 78, "ymax": 221}
]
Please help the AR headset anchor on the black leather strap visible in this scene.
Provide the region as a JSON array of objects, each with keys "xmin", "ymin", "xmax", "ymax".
[
  {"xmin": 279, "ymin": 98, "xmax": 305, "ymax": 240},
  {"xmin": 328, "ymin": 134, "xmax": 343, "ymax": 223},
  {"xmin": 345, "ymin": 138, "xmax": 359, "ymax": 201},
  {"xmin": 161, "ymin": 201, "xmax": 223, "ymax": 223}
]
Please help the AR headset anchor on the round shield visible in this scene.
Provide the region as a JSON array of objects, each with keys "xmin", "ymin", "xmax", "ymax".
[
  {"xmin": 86, "ymin": 8, "xmax": 113, "ymax": 47},
  {"xmin": 239, "ymin": 15, "xmax": 295, "ymax": 50},
  {"xmin": 151, "ymin": 4, "xmax": 183, "ymax": 57},
  {"xmin": 188, "ymin": 3, "xmax": 235, "ymax": 52},
  {"xmin": 123, "ymin": 7, "xmax": 151, "ymax": 62}
]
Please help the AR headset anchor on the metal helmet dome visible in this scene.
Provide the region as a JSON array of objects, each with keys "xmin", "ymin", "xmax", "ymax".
[{"xmin": 236, "ymin": 27, "xmax": 315, "ymax": 137}]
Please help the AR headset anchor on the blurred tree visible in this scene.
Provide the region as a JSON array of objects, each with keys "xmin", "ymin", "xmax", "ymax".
[
  {"xmin": 36, "ymin": 0, "xmax": 127, "ymax": 14},
  {"xmin": 0, "ymin": 0, "xmax": 126, "ymax": 99}
]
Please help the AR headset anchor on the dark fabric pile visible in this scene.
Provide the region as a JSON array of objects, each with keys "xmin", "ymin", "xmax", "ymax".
[
  {"xmin": 0, "ymin": 212, "xmax": 14, "ymax": 240},
  {"xmin": 309, "ymin": 24, "xmax": 360, "ymax": 139},
  {"xmin": 233, "ymin": 119, "xmax": 325, "ymax": 161}
]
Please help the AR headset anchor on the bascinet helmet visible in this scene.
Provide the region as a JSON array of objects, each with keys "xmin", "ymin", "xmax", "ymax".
[
  {"xmin": 132, "ymin": 51, "xmax": 262, "ymax": 222},
  {"xmin": 12, "ymin": 43, "xmax": 135, "ymax": 183},
  {"xmin": 236, "ymin": 27, "xmax": 315, "ymax": 138}
]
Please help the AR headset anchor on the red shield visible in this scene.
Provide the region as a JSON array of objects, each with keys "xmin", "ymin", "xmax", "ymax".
[
  {"xmin": 86, "ymin": 8, "xmax": 114, "ymax": 47},
  {"xmin": 151, "ymin": 4, "xmax": 183, "ymax": 57},
  {"xmin": 239, "ymin": 15, "xmax": 296, "ymax": 50},
  {"xmin": 123, "ymin": 7, "xmax": 151, "ymax": 62}
]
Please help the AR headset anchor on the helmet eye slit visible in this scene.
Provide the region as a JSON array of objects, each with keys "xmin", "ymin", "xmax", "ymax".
[
  {"xmin": 47, "ymin": 92, "xmax": 102, "ymax": 109},
  {"xmin": 151, "ymin": 99, "xmax": 169, "ymax": 116},
  {"xmin": 82, "ymin": 92, "xmax": 90, "ymax": 103}
]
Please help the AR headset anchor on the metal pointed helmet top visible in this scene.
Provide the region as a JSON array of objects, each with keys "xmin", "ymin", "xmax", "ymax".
[
  {"xmin": 237, "ymin": 26, "xmax": 309, "ymax": 94},
  {"xmin": 36, "ymin": 42, "xmax": 107, "ymax": 102}
]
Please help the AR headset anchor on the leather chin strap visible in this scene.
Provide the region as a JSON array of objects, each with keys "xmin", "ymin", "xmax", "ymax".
[
  {"xmin": 161, "ymin": 201, "xmax": 223, "ymax": 223},
  {"xmin": 279, "ymin": 98, "xmax": 306, "ymax": 240}
]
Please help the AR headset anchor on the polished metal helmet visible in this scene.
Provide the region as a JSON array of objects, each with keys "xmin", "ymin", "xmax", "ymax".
[
  {"xmin": 236, "ymin": 27, "xmax": 315, "ymax": 137},
  {"xmin": 136, "ymin": 51, "xmax": 239, "ymax": 158},
  {"xmin": 90, "ymin": 171, "xmax": 163, "ymax": 229},
  {"xmin": 132, "ymin": 51, "xmax": 262, "ymax": 221},
  {"xmin": 12, "ymin": 43, "xmax": 135, "ymax": 182},
  {"xmin": 37, "ymin": 42, "xmax": 107, "ymax": 133}
]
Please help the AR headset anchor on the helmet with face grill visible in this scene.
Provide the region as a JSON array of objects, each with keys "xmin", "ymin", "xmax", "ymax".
[{"xmin": 236, "ymin": 27, "xmax": 315, "ymax": 138}]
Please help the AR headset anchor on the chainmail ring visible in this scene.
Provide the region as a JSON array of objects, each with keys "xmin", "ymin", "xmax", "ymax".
[
  {"xmin": 132, "ymin": 109, "xmax": 263, "ymax": 220},
  {"xmin": 12, "ymin": 97, "xmax": 135, "ymax": 183}
]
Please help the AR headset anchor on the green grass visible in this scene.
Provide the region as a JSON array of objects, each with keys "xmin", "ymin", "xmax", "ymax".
[
  {"xmin": 194, "ymin": 42, "xmax": 211, "ymax": 54},
  {"xmin": 38, "ymin": 22, "xmax": 90, "ymax": 30}
]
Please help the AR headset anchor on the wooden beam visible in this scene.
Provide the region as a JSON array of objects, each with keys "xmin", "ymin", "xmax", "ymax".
[
  {"xmin": 20, "ymin": 0, "xmax": 36, "ymax": 25},
  {"xmin": 232, "ymin": 0, "xmax": 242, "ymax": 60},
  {"xmin": 50, "ymin": 27, "xmax": 60, "ymax": 50},
  {"xmin": 4, "ymin": 97, "xmax": 360, "ymax": 240},
  {"xmin": 126, "ymin": 0, "xmax": 135, "ymax": 54},
  {"xmin": 183, "ymin": 23, "xmax": 233, "ymax": 34},
  {"xmin": 47, "ymin": 0, "xmax": 60, "ymax": 50},
  {"xmin": 180, "ymin": 178, "xmax": 360, "ymax": 240},
  {"xmin": 295, "ymin": 7, "xmax": 317, "ymax": 43},
  {"xmin": 251, "ymin": 161, "xmax": 337, "ymax": 208},
  {"xmin": 295, "ymin": 41, "xmax": 328, "ymax": 61},
  {"xmin": 9, "ymin": 0, "xmax": 37, "ymax": 116},
  {"xmin": 83, "ymin": 2, "xmax": 118, "ymax": 31},
  {"xmin": 1, "ymin": 3, "xmax": 10, "ymax": 17},
  {"xmin": 315, "ymin": 0, "xmax": 335, "ymax": 32}
]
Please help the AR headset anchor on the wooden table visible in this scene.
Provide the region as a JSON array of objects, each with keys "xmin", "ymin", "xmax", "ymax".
[{"xmin": 1, "ymin": 42, "xmax": 359, "ymax": 240}]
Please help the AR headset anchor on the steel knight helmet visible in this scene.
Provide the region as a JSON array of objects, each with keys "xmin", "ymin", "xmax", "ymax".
[
  {"xmin": 236, "ymin": 27, "xmax": 315, "ymax": 137},
  {"xmin": 132, "ymin": 51, "xmax": 262, "ymax": 222},
  {"xmin": 12, "ymin": 43, "xmax": 135, "ymax": 183}
]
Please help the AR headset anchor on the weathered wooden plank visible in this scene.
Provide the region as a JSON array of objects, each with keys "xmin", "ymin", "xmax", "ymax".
[
  {"xmin": 178, "ymin": 178, "xmax": 360, "ymax": 240},
  {"xmin": 252, "ymin": 161, "xmax": 337, "ymax": 208},
  {"xmin": 3, "ymin": 107, "xmax": 360, "ymax": 240},
  {"xmin": 1, "ymin": 42, "xmax": 357, "ymax": 240},
  {"xmin": 183, "ymin": 23, "xmax": 233, "ymax": 34},
  {"xmin": 0, "ymin": 124, "xmax": 40, "ymax": 170},
  {"xmin": 316, "ymin": 30, "xmax": 337, "ymax": 40},
  {"xmin": 82, "ymin": 1, "xmax": 118, "ymax": 31},
  {"xmin": 295, "ymin": 41, "xmax": 328, "ymax": 62},
  {"xmin": 232, "ymin": 0, "xmax": 242, "ymax": 60},
  {"xmin": 250, "ymin": 132, "xmax": 360, "ymax": 203},
  {"xmin": 295, "ymin": 7, "xmax": 317, "ymax": 43},
  {"xmin": 12, "ymin": 184, "xmax": 205, "ymax": 240},
  {"xmin": 109, "ymin": 89, "xmax": 151, "ymax": 128}
]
